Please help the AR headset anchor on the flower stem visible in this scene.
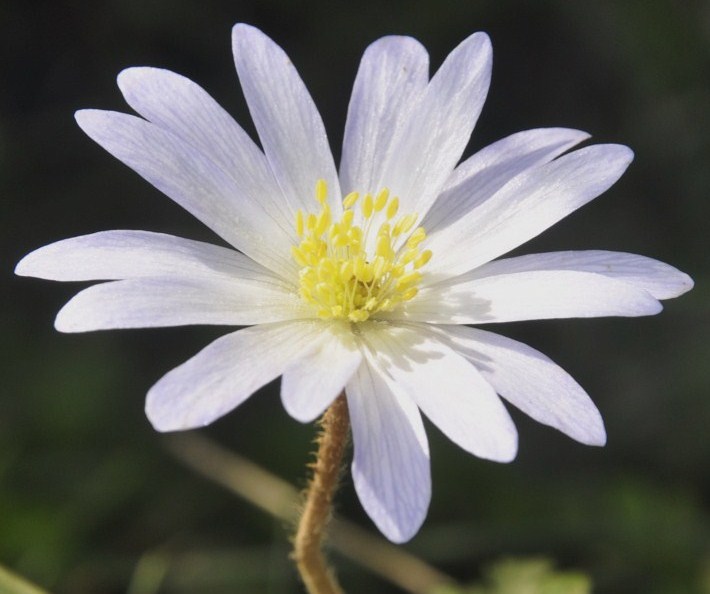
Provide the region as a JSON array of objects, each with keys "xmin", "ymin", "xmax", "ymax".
[{"xmin": 293, "ymin": 393, "xmax": 350, "ymax": 594}]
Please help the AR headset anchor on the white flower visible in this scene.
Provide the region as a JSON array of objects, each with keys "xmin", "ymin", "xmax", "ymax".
[{"xmin": 16, "ymin": 24, "xmax": 693, "ymax": 543}]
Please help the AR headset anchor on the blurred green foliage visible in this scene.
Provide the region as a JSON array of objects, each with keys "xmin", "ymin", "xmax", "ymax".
[
  {"xmin": 436, "ymin": 557, "xmax": 591, "ymax": 594},
  {"xmin": 2, "ymin": 1, "xmax": 708, "ymax": 593}
]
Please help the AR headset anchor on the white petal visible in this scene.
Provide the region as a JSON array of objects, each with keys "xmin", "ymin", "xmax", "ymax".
[
  {"xmin": 15, "ymin": 231, "xmax": 292, "ymax": 288},
  {"xmin": 467, "ymin": 250, "xmax": 694, "ymax": 300},
  {"xmin": 346, "ymin": 358, "xmax": 430, "ymax": 543},
  {"xmin": 421, "ymin": 128, "xmax": 590, "ymax": 237},
  {"xmin": 146, "ymin": 320, "xmax": 327, "ymax": 431},
  {"xmin": 362, "ymin": 323, "xmax": 517, "ymax": 462},
  {"xmin": 393, "ymin": 270, "xmax": 662, "ymax": 324},
  {"xmin": 433, "ymin": 325, "xmax": 605, "ymax": 445},
  {"xmin": 117, "ymin": 67, "xmax": 297, "ymax": 252},
  {"xmin": 281, "ymin": 322, "xmax": 362, "ymax": 422},
  {"xmin": 54, "ymin": 276, "xmax": 306, "ymax": 333},
  {"xmin": 340, "ymin": 36, "xmax": 429, "ymax": 195},
  {"xmin": 425, "ymin": 144, "xmax": 635, "ymax": 277},
  {"xmin": 232, "ymin": 24, "xmax": 341, "ymax": 219},
  {"xmin": 379, "ymin": 32, "xmax": 492, "ymax": 218},
  {"xmin": 74, "ymin": 110, "xmax": 295, "ymax": 279}
]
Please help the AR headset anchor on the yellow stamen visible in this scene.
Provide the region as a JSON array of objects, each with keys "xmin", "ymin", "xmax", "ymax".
[
  {"xmin": 291, "ymin": 180, "xmax": 433, "ymax": 322},
  {"xmin": 342, "ymin": 191, "xmax": 359, "ymax": 209}
]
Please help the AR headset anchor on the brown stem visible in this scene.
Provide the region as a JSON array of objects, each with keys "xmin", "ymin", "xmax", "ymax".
[
  {"xmin": 164, "ymin": 432, "xmax": 455, "ymax": 594},
  {"xmin": 292, "ymin": 393, "xmax": 350, "ymax": 594}
]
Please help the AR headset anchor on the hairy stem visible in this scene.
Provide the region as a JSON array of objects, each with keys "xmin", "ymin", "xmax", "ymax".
[{"xmin": 292, "ymin": 393, "xmax": 350, "ymax": 594}]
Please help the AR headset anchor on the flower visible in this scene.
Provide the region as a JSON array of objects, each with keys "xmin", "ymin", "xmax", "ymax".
[{"xmin": 16, "ymin": 24, "xmax": 693, "ymax": 543}]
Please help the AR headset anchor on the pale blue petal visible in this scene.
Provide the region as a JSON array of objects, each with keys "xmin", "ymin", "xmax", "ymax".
[
  {"xmin": 346, "ymin": 357, "xmax": 430, "ymax": 543},
  {"xmin": 146, "ymin": 321, "xmax": 327, "ymax": 431},
  {"xmin": 433, "ymin": 325, "xmax": 606, "ymax": 446}
]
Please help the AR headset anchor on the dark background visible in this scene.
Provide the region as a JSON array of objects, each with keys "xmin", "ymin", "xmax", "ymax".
[{"xmin": 2, "ymin": 1, "xmax": 708, "ymax": 592}]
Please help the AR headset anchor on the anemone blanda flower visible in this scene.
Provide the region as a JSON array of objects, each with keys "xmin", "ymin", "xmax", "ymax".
[{"xmin": 16, "ymin": 24, "xmax": 693, "ymax": 542}]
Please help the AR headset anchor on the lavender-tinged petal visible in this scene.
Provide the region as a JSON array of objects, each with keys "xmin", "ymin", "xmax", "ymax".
[
  {"xmin": 55, "ymin": 276, "xmax": 306, "ymax": 332},
  {"xmin": 146, "ymin": 320, "xmax": 327, "ymax": 431},
  {"xmin": 15, "ymin": 230, "xmax": 292, "ymax": 289},
  {"xmin": 465, "ymin": 250, "xmax": 694, "ymax": 300},
  {"xmin": 75, "ymin": 110, "xmax": 295, "ymax": 278},
  {"xmin": 363, "ymin": 323, "xmax": 517, "ymax": 462},
  {"xmin": 425, "ymin": 144, "xmax": 634, "ymax": 278},
  {"xmin": 232, "ymin": 24, "xmax": 341, "ymax": 220},
  {"xmin": 380, "ymin": 32, "xmax": 492, "ymax": 218},
  {"xmin": 422, "ymin": 128, "xmax": 590, "ymax": 235},
  {"xmin": 340, "ymin": 36, "xmax": 429, "ymax": 196},
  {"xmin": 281, "ymin": 322, "xmax": 362, "ymax": 423},
  {"xmin": 432, "ymin": 325, "xmax": 606, "ymax": 445},
  {"xmin": 117, "ymin": 67, "xmax": 296, "ymax": 247},
  {"xmin": 346, "ymin": 358, "xmax": 430, "ymax": 543},
  {"xmin": 388, "ymin": 270, "xmax": 662, "ymax": 324}
]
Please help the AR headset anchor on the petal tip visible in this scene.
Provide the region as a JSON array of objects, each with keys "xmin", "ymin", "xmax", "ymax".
[
  {"xmin": 74, "ymin": 108, "xmax": 105, "ymax": 133},
  {"xmin": 231, "ymin": 22, "xmax": 261, "ymax": 45},
  {"xmin": 53, "ymin": 309, "xmax": 76, "ymax": 333},
  {"xmin": 116, "ymin": 66, "xmax": 148, "ymax": 91},
  {"xmin": 14, "ymin": 253, "xmax": 32, "ymax": 277}
]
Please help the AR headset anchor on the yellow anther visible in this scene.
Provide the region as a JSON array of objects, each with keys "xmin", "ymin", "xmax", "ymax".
[
  {"xmin": 340, "ymin": 260, "xmax": 353, "ymax": 280},
  {"xmin": 401, "ymin": 287, "xmax": 418, "ymax": 301},
  {"xmin": 291, "ymin": 246, "xmax": 308, "ymax": 267},
  {"xmin": 414, "ymin": 250, "xmax": 432, "ymax": 269},
  {"xmin": 396, "ymin": 271, "xmax": 422, "ymax": 290},
  {"xmin": 306, "ymin": 213, "xmax": 317, "ymax": 231},
  {"xmin": 315, "ymin": 205, "xmax": 331, "ymax": 236},
  {"xmin": 379, "ymin": 298, "xmax": 393, "ymax": 310},
  {"xmin": 292, "ymin": 181, "xmax": 433, "ymax": 322},
  {"xmin": 386, "ymin": 197, "xmax": 399, "ymax": 220},
  {"xmin": 374, "ymin": 188, "xmax": 390, "ymax": 211},
  {"xmin": 407, "ymin": 227, "xmax": 427, "ymax": 248},
  {"xmin": 394, "ymin": 213, "xmax": 417, "ymax": 236},
  {"xmin": 401, "ymin": 249, "xmax": 418, "ymax": 265},
  {"xmin": 372, "ymin": 256, "xmax": 387, "ymax": 280},
  {"xmin": 316, "ymin": 179, "xmax": 328, "ymax": 204},
  {"xmin": 377, "ymin": 223, "xmax": 391, "ymax": 238},
  {"xmin": 376, "ymin": 235, "xmax": 391, "ymax": 258},
  {"xmin": 342, "ymin": 191, "xmax": 359, "ymax": 209},
  {"xmin": 362, "ymin": 193, "xmax": 374, "ymax": 218},
  {"xmin": 354, "ymin": 257, "xmax": 367, "ymax": 280},
  {"xmin": 349, "ymin": 310, "xmax": 369, "ymax": 322},
  {"xmin": 341, "ymin": 209, "xmax": 354, "ymax": 228}
]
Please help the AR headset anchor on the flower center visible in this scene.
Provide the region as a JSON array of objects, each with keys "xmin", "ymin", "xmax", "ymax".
[{"xmin": 291, "ymin": 180, "xmax": 432, "ymax": 323}]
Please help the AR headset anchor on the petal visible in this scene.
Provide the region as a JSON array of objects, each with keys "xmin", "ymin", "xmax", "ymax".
[
  {"xmin": 232, "ymin": 24, "xmax": 341, "ymax": 218},
  {"xmin": 146, "ymin": 320, "xmax": 327, "ymax": 431},
  {"xmin": 74, "ymin": 110, "xmax": 295, "ymax": 279},
  {"xmin": 340, "ymin": 36, "xmax": 429, "ymax": 195},
  {"xmin": 392, "ymin": 270, "xmax": 662, "ymax": 324},
  {"xmin": 346, "ymin": 357, "xmax": 430, "ymax": 543},
  {"xmin": 54, "ymin": 276, "xmax": 306, "ymax": 332},
  {"xmin": 424, "ymin": 144, "xmax": 635, "ymax": 277},
  {"xmin": 281, "ymin": 322, "xmax": 362, "ymax": 422},
  {"xmin": 421, "ymin": 128, "xmax": 590, "ymax": 237},
  {"xmin": 467, "ymin": 250, "xmax": 694, "ymax": 300},
  {"xmin": 362, "ymin": 323, "xmax": 518, "ymax": 462},
  {"xmin": 380, "ymin": 32, "xmax": 492, "ymax": 218},
  {"xmin": 433, "ymin": 325, "xmax": 605, "ymax": 445},
  {"xmin": 15, "ymin": 230, "xmax": 292, "ymax": 287},
  {"xmin": 117, "ymin": 67, "xmax": 296, "ymax": 250}
]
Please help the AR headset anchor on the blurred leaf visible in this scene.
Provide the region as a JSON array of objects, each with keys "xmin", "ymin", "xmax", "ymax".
[
  {"xmin": 0, "ymin": 563, "xmax": 51, "ymax": 594},
  {"xmin": 434, "ymin": 557, "xmax": 591, "ymax": 594}
]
